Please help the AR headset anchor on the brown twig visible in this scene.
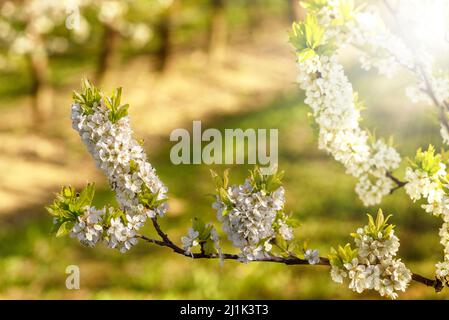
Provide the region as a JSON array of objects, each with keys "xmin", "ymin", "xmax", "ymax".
[{"xmin": 387, "ymin": 171, "xmax": 407, "ymax": 194}]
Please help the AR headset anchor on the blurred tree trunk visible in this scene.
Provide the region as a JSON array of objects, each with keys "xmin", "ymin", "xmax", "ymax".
[
  {"xmin": 245, "ymin": 0, "xmax": 263, "ymax": 40},
  {"xmin": 154, "ymin": 3, "xmax": 175, "ymax": 73},
  {"xmin": 288, "ymin": 0, "xmax": 306, "ymax": 22},
  {"xmin": 208, "ymin": 0, "xmax": 227, "ymax": 62},
  {"xmin": 28, "ymin": 37, "xmax": 52, "ymax": 129},
  {"xmin": 95, "ymin": 24, "xmax": 119, "ymax": 84}
]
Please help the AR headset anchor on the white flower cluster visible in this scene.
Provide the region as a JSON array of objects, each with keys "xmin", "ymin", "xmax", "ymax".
[
  {"xmin": 296, "ymin": 54, "xmax": 400, "ymax": 206},
  {"xmin": 212, "ymin": 178, "xmax": 292, "ymax": 262},
  {"xmin": 404, "ymin": 149, "xmax": 449, "ymax": 286},
  {"xmin": 331, "ymin": 257, "xmax": 411, "ymax": 299},
  {"xmin": 106, "ymin": 214, "xmax": 145, "ymax": 253},
  {"xmin": 70, "ymin": 205, "xmax": 146, "ymax": 253},
  {"xmin": 71, "ymin": 206, "xmax": 106, "ymax": 247},
  {"xmin": 69, "ymin": 83, "xmax": 168, "ymax": 252},
  {"xmin": 436, "ymin": 223, "xmax": 449, "ymax": 286},
  {"xmin": 294, "ymin": 0, "xmax": 449, "ymax": 206},
  {"xmin": 329, "ymin": 212, "xmax": 412, "ymax": 299},
  {"xmin": 292, "ymin": 1, "xmax": 408, "ymax": 207}
]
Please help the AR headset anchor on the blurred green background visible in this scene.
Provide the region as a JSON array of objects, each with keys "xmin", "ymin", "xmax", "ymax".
[{"xmin": 0, "ymin": 0, "xmax": 448, "ymax": 299}]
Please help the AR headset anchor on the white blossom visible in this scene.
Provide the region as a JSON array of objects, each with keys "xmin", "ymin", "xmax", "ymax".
[
  {"xmin": 181, "ymin": 228, "xmax": 200, "ymax": 254},
  {"xmin": 213, "ymin": 178, "xmax": 293, "ymax": 262},
  {"xmin": 304, "ymin": 249, "xmax": 320, "ymax": 265},
  {"xmin": 70, "ymin": 206, "xmax": 105, "ymax": 247},
  {"xmin": 329, "ymin": 212, "xmax": 412, "ymax": 299},
  {"xmin": 296, "ymin": 53, "xmax": 400, "ymax": 206}
]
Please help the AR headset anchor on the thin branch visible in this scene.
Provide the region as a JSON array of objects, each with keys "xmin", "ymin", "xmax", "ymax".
[
  {"xmin": 136, "ymin": 234, "xmax": 166, "ymax": 247},
  {"xmin": 150, "ymin": 217, "xmax": 185, "ymax": 255},
  {"xmin": 387, "ymin": 171, "xmax": 407, "ymax": 194},
  {"xmin": 142, "ymin": 218, "xmax": 443, "ymax": 293}
]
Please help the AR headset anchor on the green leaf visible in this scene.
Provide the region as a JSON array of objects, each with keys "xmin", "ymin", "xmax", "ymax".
[
  {"xmin": 115, "ymin": 87, "xmax": 122, "ymax": 108},
  {"xmin": 223, "ymin": 168, "xmax": 230, "ymax": 189},
  {"xmin": 289, "ymin": 13, "xmax": 332, "ymax": 62},
  {"xmin": 137, "ymin": 184, "xmax": 167, "ymax": 210},
  {"xmin": 116, "ymin": 104, "xmax": 129, "ymax": 119},
  {"xmin": 221, "ymin": 207, "xmax": 229, "ymax": 217},
  {"xmin": 62, "ymin": 186, "xmax": 75, "ymax": 199},
  {"xmin": 129, "ymin": 159, "xmax": 138, "ymax": 174},
  {"xmin": 203, "ymin": 239, "xmax": 216, "ymax": 255},
  {"xmin": 331, "ymin": 0, "xmax": 355, "ymax": 26},
  {"xmin": 76, "ymin": 183, "xmax": 95, "ymax": 210},
  {"xmin": 300, "ymin": 0, "xmax": 328, "ymax": 12},
  {"xmin": 413, "ymin": 145, "xmax": 442, "ymax": 176},
  {"xmin": 56, "ymin": 221, "xmax": 74, "ymax": 238},
  {"xmin": 304, "ymin": 15, "xmax": 324, "ymax": 49},
  {"xmin": 46, "ymin": 183, "xmax": 96, "ymax": 225},
  {"xmin": 218, "ymin": 187, "xmax": 232, "ymax": 207},
  {"xmin": 298, "ymin": 48, "xmax": 317, "ymax": 62},
  {"xmin": 73, "ymin": 78, "xmax": 101, "ymax": 115},
  {"xmin": 192, "ymin": 217, "xmax": 206, "ymax": 237},
  {"xmin": 289, "ymin": 21, "xmax": 308, "ymax": 52}
]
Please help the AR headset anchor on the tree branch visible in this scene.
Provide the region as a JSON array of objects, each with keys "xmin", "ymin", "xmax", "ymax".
[
  {"xmin": 387, "ymin": 171, "xmax": 407, "ymax": 194},
  {"xmin": 141, "ymin": 217, "xmax": 443, "ymax": 293}
]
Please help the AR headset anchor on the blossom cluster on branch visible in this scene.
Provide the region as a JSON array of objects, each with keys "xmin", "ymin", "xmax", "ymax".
[
  {"xmin": 211, "ymin": 169, "xmax": 295, "ymax": 262},
  {"xmin": 291, "ymin": 3, "xmax": 401, "ymax": 207},
  {"xmin": 45, "ymin": 78, "xmax": 442, "ymax": 299},
  {"xmin": 48, "ymin": 79, "xmax": 168, "ymax": 253},
  {"xmin": 289, "ymin": 0, "xmax": 449, "ymax": 292},
  {"xmin": 329, "ymin": 210, "xmax": 412, "ymax": 299},
  {"xmin": 45, "ymin": 0, "xmax": 449, "ymax": 300},
  {"xmin": 405, "ymin": 146, "xmax": 449, "ymax": 286}
]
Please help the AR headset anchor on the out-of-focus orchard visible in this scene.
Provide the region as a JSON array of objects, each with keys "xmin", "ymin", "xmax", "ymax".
[{"xmin": 0, "ymin": 0, "xmax": 448, "ymax": 299}]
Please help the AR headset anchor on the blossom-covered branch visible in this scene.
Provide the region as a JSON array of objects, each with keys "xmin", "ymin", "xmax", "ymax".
[
  {"xmin": 43, "ymin": 0, "xmax": 449, "ymax": 300},
  {"xmin": 139, "ymin": 218, "xmax": 328, "ymax": 266},
  {"xmin": 45, "ymin": 77, "xmax": 448, "ymax": 299},
  {"xmin": 289, "ymin": 0, "xmax": 449, "ymax": 292},
  {"xmin": 138, "ymin": 216, "xmax": 443, "ymax": 295},
  {"xmin": 290, "ymin": 4, "xmax": 402, "ymax": 207}
]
